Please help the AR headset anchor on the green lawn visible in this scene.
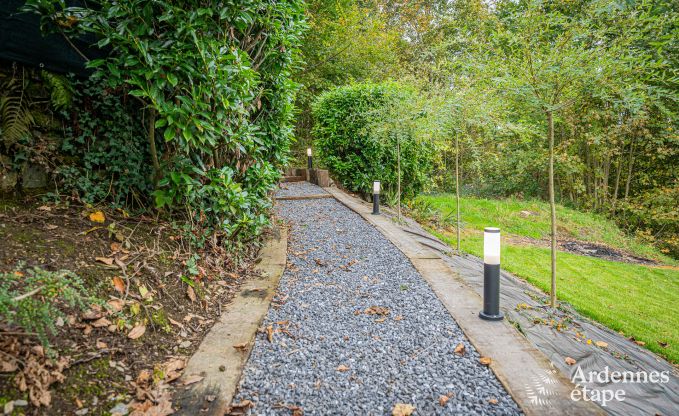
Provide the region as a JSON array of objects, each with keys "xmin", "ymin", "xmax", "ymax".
[{"xmin": 419, "ymin": 194, "xmax": 679, "ymax": 363}]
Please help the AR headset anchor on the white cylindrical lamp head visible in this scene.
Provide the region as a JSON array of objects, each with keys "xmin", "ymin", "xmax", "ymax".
[
  {"xmin": 373, "ymin": 181, "xmax": 381, "ymax": 194},
  {"xmin": 484, "ymin": 227, "xmax": 501, "ymax": 265},
  {"xmin": 307, "ymin": 147, "xmax": 312, "ymax": 156}
]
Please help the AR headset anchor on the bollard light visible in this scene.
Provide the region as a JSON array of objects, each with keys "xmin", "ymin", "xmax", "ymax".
[
  {"xmin": 372, "ymin": 181, "xmax": 380, "ymax": 215},
  {"xmin": 307, "ymin": 148, "xmax": 313, "ymax": 169},
  {"xmin": 479, "ymin": 227, "xmax": 504, "ymax": 321}
]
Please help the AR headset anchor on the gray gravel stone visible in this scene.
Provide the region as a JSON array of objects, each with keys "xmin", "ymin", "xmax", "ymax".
[
  {"xmin": 235, "ymin": 183, "xmax": 521, "ymax": 415},
  {"xmin": 275, "ymin": 181, "xmax": 328, "ymax": 198}
]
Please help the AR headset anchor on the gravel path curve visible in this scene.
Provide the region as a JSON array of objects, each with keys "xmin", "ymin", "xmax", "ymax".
[{"xmin": 234, "ymin": 184, "xmax": 521, "ymax": 415}]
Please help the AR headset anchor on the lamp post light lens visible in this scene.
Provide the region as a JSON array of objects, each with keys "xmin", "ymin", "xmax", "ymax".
[
  {"xmin": 373, "ymin": 181, "xmax": 381, "ymax": 194},
  {"xmin": 307, "ymin": 148, "xmax": 312, "ymax": 156},
  {"xmin": 480, "ymin": 227, "xmax": 504, "ymax": 321},
  {"xmin": 484, "ymin": 227, "xmax": 501, "ymax": 265},
  {"xmin": 307, "ymin": 148, "xmax": 313, "ymax": 169}
]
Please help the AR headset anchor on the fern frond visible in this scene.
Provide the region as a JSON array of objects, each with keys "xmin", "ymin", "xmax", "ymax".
[
  {"xmin": 0, "ymin": 78, "xmax": 34, "ymax": 146},
  {"xmin": 41, "ymin": 70, "xmax": 74, "ymax": 110}
]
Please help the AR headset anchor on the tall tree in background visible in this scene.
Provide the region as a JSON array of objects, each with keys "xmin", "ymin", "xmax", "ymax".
[
  {"xmin": 492, "ymin": 0, "xmax": 607, "ymax": 307},
  {"xmin": 295, "ymin": 0, "xmax": 404, "ymax": 154}
]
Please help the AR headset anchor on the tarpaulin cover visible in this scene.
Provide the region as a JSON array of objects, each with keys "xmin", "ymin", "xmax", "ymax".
[
  {"xmin": 380, "ymin": 205, "xmax": 679, "ymax": 415},
  {"xmin": 0, "ymin": 0, "xmax": 106, "ymax": 76}
]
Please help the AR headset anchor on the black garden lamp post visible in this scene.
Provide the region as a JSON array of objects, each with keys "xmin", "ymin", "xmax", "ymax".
[
  {"xmin": 479, "ymin": 227, "xmax": 504, "ymax": 321},
  {"xmin": 372, "ymin": 181, "xmax": 380, "ymax": 215}
]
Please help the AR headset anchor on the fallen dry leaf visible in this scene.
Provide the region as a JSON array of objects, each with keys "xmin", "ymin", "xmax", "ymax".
[
  {"xmin": 479, "ymin": 357, "xmax": 492, "ymax": 366},
  {"xmin": 454, "ymin": 343, "xmax": 465, "ymax": 355},
  {"xmin": 89, "ymin": 211, "xmax": 106, "ymax": 223},
  {"xmin": 110, "ymin": 242, "xmax": 121, "ymax": 252},
  {"xmin": 128, "ymin": 324, "xmax": 146, "ymax": 340},
  {"xmin": 37, "ymin": 205, "xmax": 51, "ymax": 212},
  {"xmin": 392, "ymin": 403, "xmax": 415, "ymax": 416},
  {"xmin": 107, "ymin": 299, "xmax": 125, "ymax": 313},
  {"xmin": 489, "ymin": 398, "xmax": 498, "ymax": 405},
  {"xmin": 375, "ymin": 317, "xmax": 386, "ymax": 323},
  {"xmin": 96, "ymin": 257, "xmax": 114, "ymax": 266},
  {"xmin": 565, "ymin": 357, "xmax": 577, "ymax": 366},
  {"xmin": 91, "ymin": 317, "xmax": 111, "ymax": 328},
  {"xmin": 0, "ymin": 358, "xmax": 18, "ymax": 372},
  {"xmin": 168, "ymin": 318, "xmax": 184, "ymax": 328},
  {"xmin": 129, "ymin": 386, "xmax": 174, "ymax": 416},
  {"xmin": 111, "ymin": 276, "xmax": 125, "ymax": 294},
  {"xmin": 438, "ymin": 395, "xmax": 450, "ymax": 406},
  {"xmin": 96, "ymin": 340, "xmax": 108, "ymax": 349},
  {"xmin": 634, "ymin": 340, "xmax": 646, "ymax": 346},
  {"xmin": 163, "ymin": 358, "xmax": 185, "ymax": 382},
  {"xmin": 658, "ymin": 341, "xmax": 669, "ymax": 348},
  {"xmin": 336, "ymin": 365, "xmax": 350, "ymax": 372},
  {"xmin": 81, "ymin": 308, "xmax": 103, "ymax": 320},
  {"xmin": 364, "ymin": 306, "xmax": 390, "ymax": 316},
  {"xmin": 233, "ymin": 343, "xmax": 248, "ymax": 351},
  {"xmin": 186, "ymin": 286, "xmax": 196, "ymax": 303},
  {"xmin": 182, "ymin": 375, "xmax": 204, "ymax": 386},
  {"xmin": 595, "ymin": 341, "xmax": 608, "ymax": 348},
  {"xmin": 137, "ymin": 369, "xmax": 152, "ymax": 385},
  {"xmin": 266, "ymin": 325, "xmax": 274, "ymax": 342},
  {"xmin": 228, "ymin": 399, "xmax": 254, "ymax": 413}
]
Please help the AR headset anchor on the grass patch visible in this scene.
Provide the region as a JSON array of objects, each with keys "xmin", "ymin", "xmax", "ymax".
[
  {"xmin": 422, "ymin": 194, "xmax": 676, "ymax": 264},
  {"xmin": 420, "ymin": 194, "xmax": 679, "ymax": 363}
]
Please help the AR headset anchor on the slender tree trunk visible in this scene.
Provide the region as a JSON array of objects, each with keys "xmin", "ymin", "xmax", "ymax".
[
  {"xmin": 547, "ymin": 110, "xmax": 557, "ymax": 308},
  {"xmin": 611, "ymin": 144, "xmax": 624, "ymax": 212},
  {"xmin": 148, "ymin": 108, "xmax": 161, "ymax": 185},
  {"xmin": 624, "ymin": 137, "xmax": 636, "ymax": 201},
  {"xmin": 602, "ymin": 153, "xmax": 611, "ymax": 208},
  {"xmin": 455, "ymin": 134, "xmax": 461, "ymax": 253},
  {"xmin": 593, "ymin": 157, "xmax": 599, "ymax": 210},
  {"xmin": 397, "ymin": 137, "xmax": 401, "ymax": 221},
  {"xmin": 584, "ymin": 141, "xmax": 592, "ymax": 198}
]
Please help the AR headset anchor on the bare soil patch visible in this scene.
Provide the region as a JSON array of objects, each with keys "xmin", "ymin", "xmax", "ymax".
[
  {"xmin": 505, "ymin": 234, "xmax": 658, "ymax": 265},
  {"xmin": 0, "ymin": 196, "xmax": 261, "ymax": 415}
]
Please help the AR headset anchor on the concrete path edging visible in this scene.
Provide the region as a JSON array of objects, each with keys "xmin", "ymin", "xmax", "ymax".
[
  {"xmin": 174, "ymin": 226, "xmax": 288, "ymax": 415},
  {"xmin": 325, "ymin": 186, "xmax": 605, "ymax": 416}
]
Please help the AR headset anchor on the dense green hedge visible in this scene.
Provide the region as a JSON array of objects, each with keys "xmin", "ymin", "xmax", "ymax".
[
  {"xmin": 24, "ymin": 0, "xmax": 307, "ymax": 251},
  {"xmin": 312, "ymin": 82, "xmax": 434, "ymax": 200}
]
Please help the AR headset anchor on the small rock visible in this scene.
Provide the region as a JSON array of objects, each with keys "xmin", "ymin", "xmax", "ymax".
[
  {"xmin": 179, "ymin": 341, "xmax": 191, "ymax": 348},
  {"xmin": 13, "ymin": 400, "xmax": 28, "ymax": 407},
  {"xmin": 4, "ymin": 401, "xmax": 14, "ymax": 415},
  {"xmin": 109, "ymin": 402, "xmax": 129, "ymax": 415},
  {"xmin": 75, "ymin": 408, "xmax": 89, "ymax": 415}
]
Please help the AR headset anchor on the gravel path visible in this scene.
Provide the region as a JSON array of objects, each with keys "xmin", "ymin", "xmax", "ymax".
[
  {"xmin": 275, "ymin": 182, "xmax": 328, "ymax": 198},
  {"xmin": 234, "ymin": 184, "xmax": 521, "ymax": 415}
]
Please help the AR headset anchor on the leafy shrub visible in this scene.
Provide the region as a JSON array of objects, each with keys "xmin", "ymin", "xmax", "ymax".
[
  {"xmin": 26, "ymin": 0, "xmax": 307, "ymax": 250},
  {"xmin": 312, "ymin": 82, "xmax": 434, "ymax": 199},
  {"xmin": 155, "ymin": 158, "xmax": 278, "ymax": 250},
  {"xmin": 56, "ymin": 80, "xmax": 153, "ymax": 207},
  {"xmin": 0, "ymin": 267, "xmax": 98, "ymax": 349},
  {"xmin": 618, "ymin": 185, "xmax": 679, "ymax": 257}
]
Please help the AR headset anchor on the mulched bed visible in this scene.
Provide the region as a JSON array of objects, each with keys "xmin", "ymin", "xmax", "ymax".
[{"xmin": 0, "ymin": 197, "xmax": 261, "ymax": 415}]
